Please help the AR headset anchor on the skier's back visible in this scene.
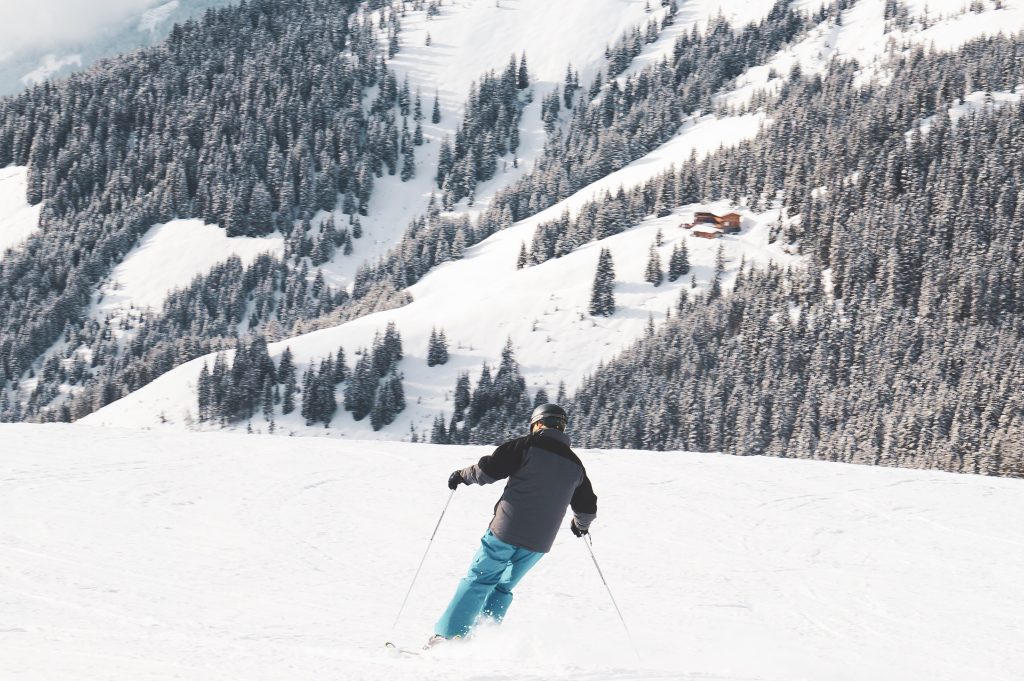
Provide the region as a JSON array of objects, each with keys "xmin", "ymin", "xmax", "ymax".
[{"xmin": 433, "ymin": 403, "xmax": 597, "ymax": 642}]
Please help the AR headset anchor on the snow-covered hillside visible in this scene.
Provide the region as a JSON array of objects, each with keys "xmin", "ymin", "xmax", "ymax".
[
  {"xmin": 721, "ymin": 0, "xmax": 1024, "ymax": 106},
  {"xmin": 315, "ymin": 0, "xmax": 666, "ymax": 289},
  {"xmin": 83, "ymin": 1, "xmax": 795, "ymax": 435},
  {"xmin": 37, "ymin": 0, "xmax": 673, "ymax": 326},
  {"xmin": 89, "ymin": 219, "xmax": 284, "ymax": 329},
  {"xmin": 0, "ymin": 0, "xmax": 236, "ymax": 96},
  {"xmin": 0, "ymin": 167, "xmax": 41, "ymax": 259},
  {"xmin": 10, "ymin": 0, "xmax": 1024, "ymax": 436},
  {"xmin": 81, "ymin": 0, "xmax": 1024, "ymax": 436},
  {"xmin": 86, "ymin": 190, "xmax": 789, "ymax": 437},
  {"xmin": 2, "ymin": 424, "xmax": 1022, "ymax": 681}
]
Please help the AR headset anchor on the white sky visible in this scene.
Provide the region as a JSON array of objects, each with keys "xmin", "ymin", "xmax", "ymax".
[{"xmin": 0, "ymin": 0, "xmax": 158, "ymax": 56}]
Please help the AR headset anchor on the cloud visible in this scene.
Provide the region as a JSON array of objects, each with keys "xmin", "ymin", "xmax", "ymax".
[{"xmin": 0, "ymin": 0, "xmax": 160, "ymax": 56}]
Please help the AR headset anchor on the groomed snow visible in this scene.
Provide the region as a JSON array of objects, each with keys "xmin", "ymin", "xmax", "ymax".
[
  {"xmin": 91, "ymin": 218, "xmax": 284, "ymax": 319},
  {"xmin": 2, "ymin": 424, "xmax": 1022, "ymax": 681},
  {"xmin": 84, "ymin": 111, "xmax": 780, "ymax": 436},
  {"xmin": 0, "ymin": 166, "xmax": 41, "ymax": 260}
]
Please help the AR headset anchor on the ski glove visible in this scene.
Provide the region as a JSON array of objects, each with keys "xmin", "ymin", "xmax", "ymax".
[
  {"xmin": 570, "ymin": 519, "xmax": 589, "ymax": 538},
  {"xmin": 448, "ymin": 470, "xmax": 464, "ymax": 490}
]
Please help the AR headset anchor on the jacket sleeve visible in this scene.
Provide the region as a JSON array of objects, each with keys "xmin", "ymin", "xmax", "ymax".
[
  {"xmin": 459, "ymin": 436, "xmax": 529, "ymax": 485},
  {"xmin": 570, "ymin": 473, "xmax": 598, "ymax": 529}
]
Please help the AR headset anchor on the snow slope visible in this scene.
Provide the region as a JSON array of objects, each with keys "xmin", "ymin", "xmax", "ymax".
[
  {"xmin": 90, "ymin": 219, "xmax": 284, "ymax": 321},
  {"xmin": 1, "ymin": 424, "xmax": 1022, "ymax": 681},
  {"xmin": 907, "ymin": 87, "xmax": 1024, "ymax": 138},
  {"xmin": 315, "ymin": 0, "xmax": 662, "ymax": 290},
  {"xmin": 85, "ymin": 112, "xmax": 782, "ymax": 435},
  {"xmin": 0, "ymin": 166, "xmax": 41, "ymax": 260},
  {"xmin": 721, "ymin": 0, "xmax": 1024, "ymax": 108}
]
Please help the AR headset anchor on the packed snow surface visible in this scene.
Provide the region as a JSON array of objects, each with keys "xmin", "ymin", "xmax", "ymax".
[
  {"xmin": 0, "ymin": 166, "xmax": 41, "ymax": 260},
  {"xmin": 1, "ymin": 425, "xmax": 1022, "ymax": 681}
]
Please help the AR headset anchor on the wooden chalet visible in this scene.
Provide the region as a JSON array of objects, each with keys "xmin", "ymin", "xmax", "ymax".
[
  {"xmin": 680, "ymin": 211, "xmax": 742, "ymax": 234},
  {"xmin": 691, "ymin": 225, "xmax": 722, "ymax": 239}
]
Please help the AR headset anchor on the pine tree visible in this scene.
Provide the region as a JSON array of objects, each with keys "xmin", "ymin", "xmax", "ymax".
[
  {"xmin": 373, "ymin": 322, "xmax": 403, "ymax": 374},
  {"xmin": 431, "ymin": 414, "xmax": 449, "ymax": 443},
  {"xmin": 645, "ymin": 244, "xmax": 664, "ymax": 286},
  {"xmin": 453, "ymin": 371, "xmax": 471, "ymax": 421},
  {"xmin": 589, "ymin": 247, "xmax": 616, "ymax": 316},
  {"xmin": 197, "ymin": 363, "xmax": 212, "ymax": 422},
  {"xmin": 517, "ymin": 53, "xmax": 529, "ymax": 89},
  {"xmin": 436, "ymin": 330, "xmax": 449, "ymax": 365},
  {"xmin": 668, "ymin": 240, "xmax": 690, "ymax": 281},
  {"xmin": 401, "ymin": 137, "xmax": 416, "ymax": 181},
  {"xmin": 427, "ymin": 328, "xmax": 438, "ymax": 366},
  {"xmin": 300, "ymin": 365, "xmax": 316, "ymax": 424},
  {"xmin": 370, "ymin": 371, "xmax": 405, "ymax": 431},
  {"xmin": 709, "ymin": 244, "xmax": 725, "ymax": 300},
  {"xmin": 345, "ymin": 352, "xmax": 375, "ymax": 421},
  {"xmin": 427, "ymin": 327, "xmax": 450, "ymax": 366},
  {"xmin": 316, "ymin": 359, "xmax": 337, "ymax": 426},
  {"xmin": 279, "ymin": 347, "xmax": 297, "ymax": 415},
  {"xmin": 432, "ymin": 92, "xmax": 441, "ymax": 124}
]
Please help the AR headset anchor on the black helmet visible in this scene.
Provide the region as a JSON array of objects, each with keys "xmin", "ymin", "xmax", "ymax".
[{"xmin": 530, "ymin": 403, "xmax": 568, "ymax": 430}]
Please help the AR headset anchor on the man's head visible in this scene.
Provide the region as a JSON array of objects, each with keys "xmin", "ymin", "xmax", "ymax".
[{"xmin": 529, "ymin": 403, "xmax": 568, "ymax": 433}]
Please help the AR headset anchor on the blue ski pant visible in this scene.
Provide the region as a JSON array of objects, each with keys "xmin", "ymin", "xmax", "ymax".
[{"xmin": 435, "ymin": 529, "xmax": 544, "ymax": 639}]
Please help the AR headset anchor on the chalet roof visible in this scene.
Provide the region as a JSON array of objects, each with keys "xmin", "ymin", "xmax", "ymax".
[{"xmin": 692, "ymin": 225, "xmax": 722, "ymax": 235}]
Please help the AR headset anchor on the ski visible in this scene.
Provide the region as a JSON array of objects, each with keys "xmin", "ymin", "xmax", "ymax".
[{"xmin": 384, "ymin": 641, "xmax": 421, "ymax": 656}]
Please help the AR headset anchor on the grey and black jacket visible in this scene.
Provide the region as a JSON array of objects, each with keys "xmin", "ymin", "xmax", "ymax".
[{"xmin": 459, "ymin": 428, "xmax": 597, "ymax": 553}]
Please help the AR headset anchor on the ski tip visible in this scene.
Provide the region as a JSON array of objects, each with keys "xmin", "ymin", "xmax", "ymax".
[{"xmin": 384, "ymin": 641, "xmax": 421, "ymax": 656}]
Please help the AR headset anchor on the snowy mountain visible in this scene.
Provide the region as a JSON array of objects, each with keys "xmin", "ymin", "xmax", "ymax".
[
  {"xmin": 2, "ymin": 0, "xmax": 1024, "ymax": 475},
  {"xmin": 3, "ymin": 423, "xmax": 1023, "ymax": 681},
  {"xmin": 0, "ymin": 0, "xmax": 237, "ymax": 96}
]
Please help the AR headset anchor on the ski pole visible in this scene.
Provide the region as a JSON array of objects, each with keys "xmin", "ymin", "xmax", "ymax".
[
  {"xmin": 584, "ymin": 533, "xmax": 641, "ymax": 661},
  {"xmin": 391, "ymin": 488, "xmax": 456, "ymax": 631}
]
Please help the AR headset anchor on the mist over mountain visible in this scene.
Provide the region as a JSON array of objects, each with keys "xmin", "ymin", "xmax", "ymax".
[{"xmin": 0, "ymin": 0, "xmax": 236, "ymax": 95}]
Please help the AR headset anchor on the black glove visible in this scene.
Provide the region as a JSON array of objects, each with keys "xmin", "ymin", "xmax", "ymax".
[
  {"xmin": 447, "ymin": 470, "xmax": 464, "ymax": 490},
  {"xmin": 570, "ymin": 519, "xmax": 589, "ymax": 538}
]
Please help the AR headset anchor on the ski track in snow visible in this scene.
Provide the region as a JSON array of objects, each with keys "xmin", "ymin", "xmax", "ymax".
[{"xmin": 1, "ymin": 425, "xmax": 1023, "ymax": 680}]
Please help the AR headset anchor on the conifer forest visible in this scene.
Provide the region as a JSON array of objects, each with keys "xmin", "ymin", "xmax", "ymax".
[{"xmin": 0, "ymin": 0, "xmax": 1021, "ymax": 479}]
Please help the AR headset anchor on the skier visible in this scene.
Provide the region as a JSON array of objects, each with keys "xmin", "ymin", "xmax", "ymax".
[{"xmin": 429, "ymin": 403, "xmax": 597, "ymax": 645}]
